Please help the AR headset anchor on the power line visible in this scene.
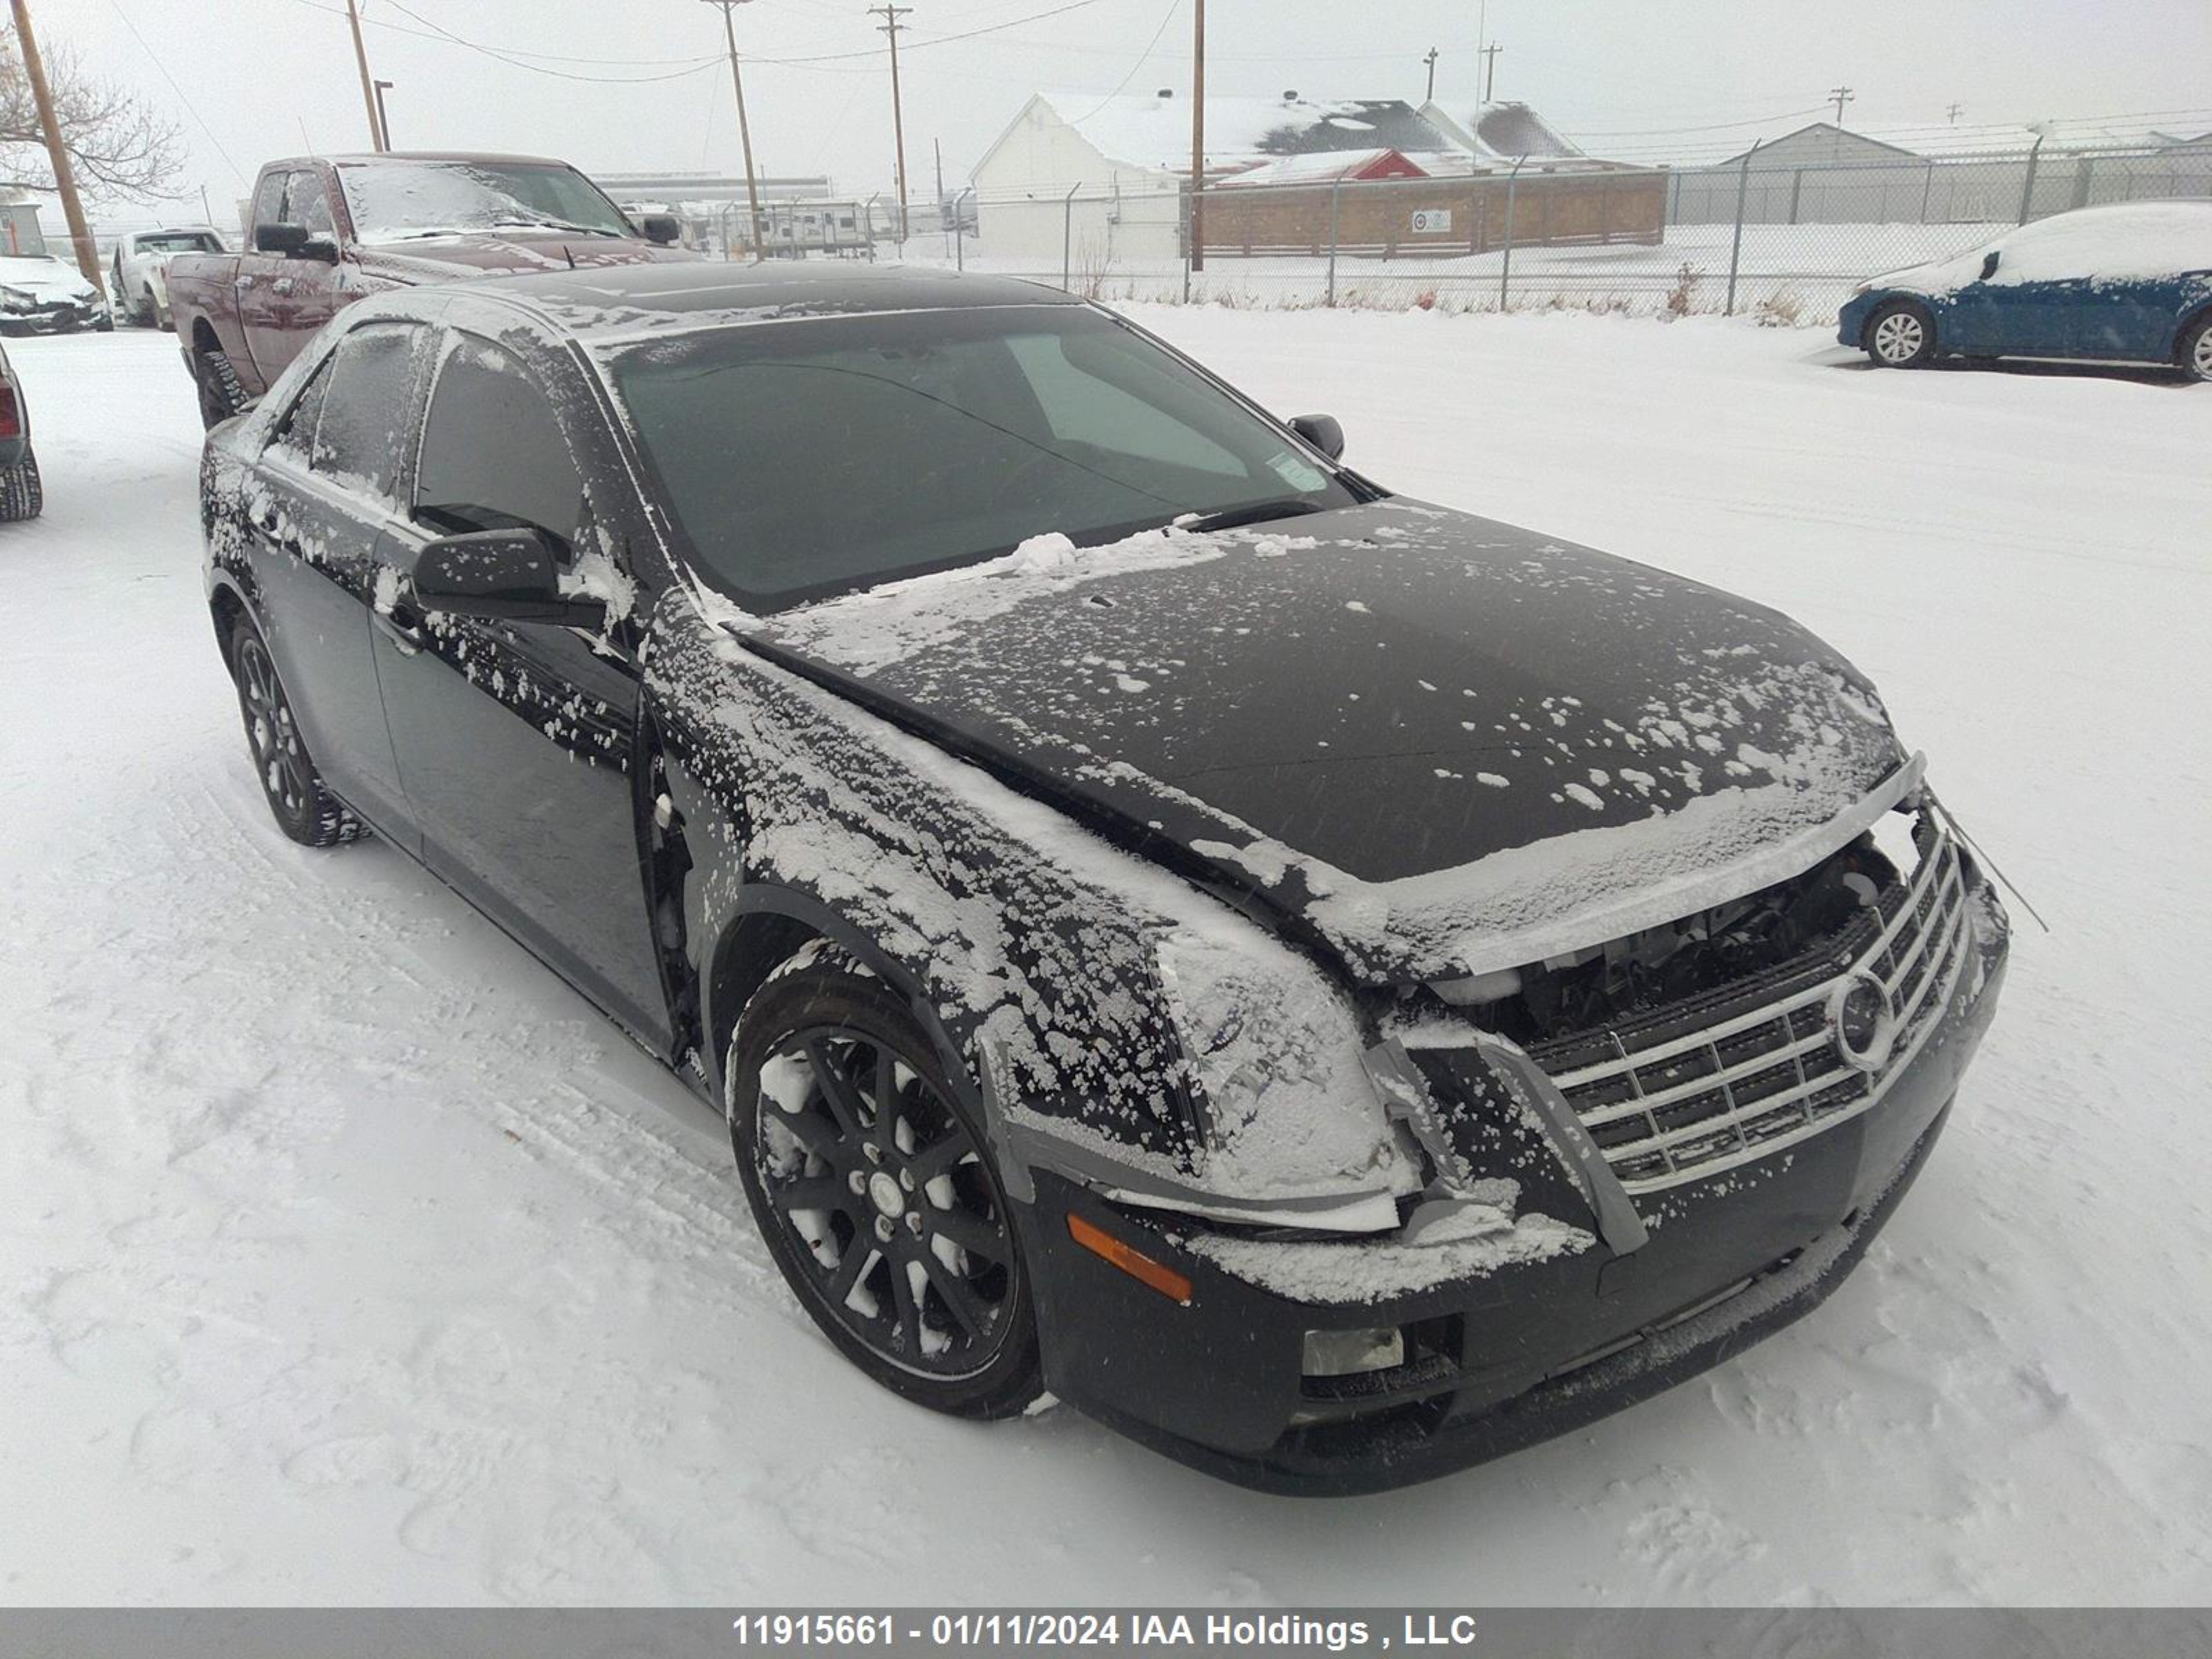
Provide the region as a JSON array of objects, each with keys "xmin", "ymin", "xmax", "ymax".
[
  {"xmin": 1065, "ymin": 0, "xmax": 1181, "ymax": 125},
  {"xmin": 108, "ymin": 0, "xmax": 251, "ymax": 185}
]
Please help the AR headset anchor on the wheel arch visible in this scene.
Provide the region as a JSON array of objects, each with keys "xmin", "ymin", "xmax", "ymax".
[
  {"xmin": 702, "ymin": 885, "xmax": 1013, "ymax": 1185},
  {"xmin": 1861, "ymin": 290, "xmax": 1934, "ymax": 349},
  {"xmin": 207, "ymin": 573, "xmax": 252, "ymax": 672},
  {"xmin": 2175, "ymin": 298, "xmax": 2212, "ymax": 360}
]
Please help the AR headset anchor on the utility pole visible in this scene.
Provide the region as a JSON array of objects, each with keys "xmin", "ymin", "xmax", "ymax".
[
  {"xmin": 344, "ymin": 0, "xmax": 385, "ymax": 151},
  {"xmin": 932, "ymin": 135, "xmax": 944, "ymax": 255},
  {"xmin": 374, "ymin": 79, "xmax": 394, "ymax": 149},
  {"xmin": 1188, "ymin": 0, "xmax": 1205, "ymax": 273},
  {"xmin": 869, "ymin": 4, "xmax": 912, "ymax": 243},
  {"xmin": 1828, "ymin": 84, "xmax": 1855, "ymax": 127},
  {"xmin": 703, "ymin": 0, "xmax": 767, "ymax": 261},
  {"xmin": 1423, "ymin": 46, "xmax": 1438, "ymax": 104},
  {"xmin": 1947, "ymin": 102, "xmax": 1964, "ymax": 124},
  {"xmin": 1479, "ymin": 43, "xmax": 1503, "ymax": 104},
  {"xmin": 7, "ymin": 0, "xmax": 102, "ymax": 295}
]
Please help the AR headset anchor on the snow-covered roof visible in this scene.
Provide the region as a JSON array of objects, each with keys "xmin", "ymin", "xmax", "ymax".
[
  {"xmin": 1063, "ymin": 94, "xmax": 1450, "ymax": 172},
  {"xmin": 1418, "ymin": 100, "xmax": 1585, "ymax": 162},
  {"xmin": 1215, "ymin": 149, "xmax": 1418, "ymax": 187}
]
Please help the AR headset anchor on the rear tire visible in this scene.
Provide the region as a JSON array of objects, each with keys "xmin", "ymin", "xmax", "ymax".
[
  {"xmin": 0, "ymin": 447, "xmax": 41, "ymax": 521},
  {"xmin": 194, "ymin": 346, "xmax": 246, "ymax": 429},
  {"xmin": 1864, "ymin": 299, "xmax": 1937, "ymax": 368},
  {"xmin": 226, "ymin": 618, "xmax": 365, "ymax": 848},
  {"xmin": 2179, "ymin": 312, "xmax": 2212, "ymax": 384},
  {"xmin": 728, "ymin": 950, "xmax": 1041, "ymax": 1421}
]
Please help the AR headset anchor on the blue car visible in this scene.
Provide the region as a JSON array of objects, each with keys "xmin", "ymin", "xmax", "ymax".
[{"xmin": 1839, "ymin": 200, "xmax": 2212, "ymax": 381}]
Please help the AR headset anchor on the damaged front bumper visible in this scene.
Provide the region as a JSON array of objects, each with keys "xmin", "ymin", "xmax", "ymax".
[{"xmin": 1022, "ymin": 859, "xmax": 2009, "ymax": 1494}]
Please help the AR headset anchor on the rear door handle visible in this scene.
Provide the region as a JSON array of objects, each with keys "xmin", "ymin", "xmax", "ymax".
[{"xmin": 373, "ymin": 606, "xmax": 424, "ymax": 656}]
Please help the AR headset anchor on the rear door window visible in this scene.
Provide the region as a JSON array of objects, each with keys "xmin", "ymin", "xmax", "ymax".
[
  {"xmin": 309, "ymin": 322, "xmax": 427, "ymax": 504},
  {"xmin": 413, "ymin": 336, "xmax": 585, "ymax": 549}
]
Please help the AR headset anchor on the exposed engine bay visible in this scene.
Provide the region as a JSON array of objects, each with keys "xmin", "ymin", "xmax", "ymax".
[{"xmin": 1422, "ymin": 809, "xmax": 1931, "ymax": 1046}]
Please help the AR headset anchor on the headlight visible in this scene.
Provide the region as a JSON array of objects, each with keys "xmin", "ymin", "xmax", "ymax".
[
  {"xmin": 1147, "ymin": 924, "xmax": 1408, "ymax": 1229},
  {"xmin": 0, "ymin": 288, "xmax": 31, "ymax": 312}
]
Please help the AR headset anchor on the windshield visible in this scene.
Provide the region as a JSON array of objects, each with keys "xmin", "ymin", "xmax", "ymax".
[
  {"xmin": 336, "ymin": 160, "xmax": 635, "ymax": 244},
  {"xmin": 607, "ymin": 305, "xmax": 1358, "ymax": 609},
  {"xmin": 136, "ymin": 232, "xmax": 222, "ymax": 254}
]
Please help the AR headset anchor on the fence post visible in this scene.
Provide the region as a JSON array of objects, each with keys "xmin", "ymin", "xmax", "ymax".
[
  {"xmin": 1724, "ymin": 140, "xmax": 1759, "ymax": 317},
  {"xmin": 1498, "ymin": 156, "xmax": 1525, "ymax": 310},
  {"xmin": 1326, "ymin": 176, "xmax": 1342, "ymax": 307},
  {"xmin": 1788, "ymin": 167, "xmax": 1803, "ymax": 225},
  {"xmin": 1062, "ymin": 180, "xmax": 1082, "ymax": 292},
  {"xmin": 863, "ymin": 194, "xmax": 879, "ymax": 261},
  {"xmin": 2018, "ymin": 134, "xmax": 2045, "ymax": 224},
  {"xmin": 954, "ymin": 185, "xmax": 973, "ymax": 272},
  {"xmin": 1920, "ymin": 158, "xmax": 1935, "ymax": 222}
]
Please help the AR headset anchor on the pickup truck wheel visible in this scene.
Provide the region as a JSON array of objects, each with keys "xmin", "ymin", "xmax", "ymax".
[
  {"xmin": 227, "ymin": 619, "xmax": 365, "ymax": 848},
  {"xmin": 0, "ymin": 446, "xmax": 41, "ymax": 522},
  {"xmin": 194, "ymin": 348, "xmax": 246, "ymax": 429}
]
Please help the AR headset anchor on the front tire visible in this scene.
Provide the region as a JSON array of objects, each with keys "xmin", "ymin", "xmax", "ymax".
[
  {"xmin": 0, "ymin": 447, "xmax": 41, "ymax": 521},
  {"xmin": 2179, "ymin": 312, "xmax": 2212, "ymax": 383},
  {"xmin": 226, "ymin": 619, "xmax": 364, "ymax": 847},
  {"xmin": 728, "ymin": 951, "xmax": 1040, "ymax": 1419},
  {"xmin": 1864, "ymin": 299, "xmax": 1937, "ymax": 368}
]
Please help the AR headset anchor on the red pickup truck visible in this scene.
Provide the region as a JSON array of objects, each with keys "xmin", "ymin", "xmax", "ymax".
[{"xmin": 170, "ymin": 151, "xmax": 694, "ymax": 426}]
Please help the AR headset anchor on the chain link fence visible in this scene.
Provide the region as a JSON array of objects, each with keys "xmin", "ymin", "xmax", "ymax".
[{"xmin": 876, "ymin": 140, "xmax": 2212, "ymax": 324}]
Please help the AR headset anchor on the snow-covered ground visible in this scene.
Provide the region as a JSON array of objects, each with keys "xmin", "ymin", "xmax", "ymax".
[
  {"xmin": 2, "ymin": 316, "xmax": 2208, "ymax": 1605},
  {"xmin": 930, "ymin": 220, "xmax": 2007, "ymax": 315}
]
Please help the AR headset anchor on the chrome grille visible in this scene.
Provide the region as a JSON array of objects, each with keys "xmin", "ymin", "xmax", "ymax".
[{"xmin": 1541, "ymin": 833, "xmax": 1968, "ymax": 1194}]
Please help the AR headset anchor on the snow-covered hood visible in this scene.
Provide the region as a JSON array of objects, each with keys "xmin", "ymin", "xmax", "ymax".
[
  {"xmin": 0, "ymin": 256, "xmax": 100, "ymax": 306},
  {"xmin": 747, "ymin": 500, "xmax": 1910, "ymax": 986},
  {"xmin": 351, "ymin": 235, "xmax": 695, "ymax": 286}
]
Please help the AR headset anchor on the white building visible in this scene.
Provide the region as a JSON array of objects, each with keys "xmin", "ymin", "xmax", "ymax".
[{"xmin": 967, "ymin": 91, "xmax": 1462, "ymax": 268}]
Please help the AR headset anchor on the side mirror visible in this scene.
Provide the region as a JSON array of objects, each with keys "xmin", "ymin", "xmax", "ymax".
[
  {"xmin": 412, "ymin": 528, "xmax": 607, "ymax": 630},
  {"xmin": 256, "ymin": 221, "xmax": 308, "ymax": 254},
  {"xmin": 640, "ymin": 214, "xmax": 681, "ymax": 246},
  {"xmin": 1980, "ymin": 250, "xmax": 2002, "ymax": 280},
  {"xmin": 1289, "ymin": 413, "xmax": 1344, "ymax": 461}
]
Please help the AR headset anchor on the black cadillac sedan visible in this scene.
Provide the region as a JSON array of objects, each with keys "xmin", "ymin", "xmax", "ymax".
[{"xmin": 200, "ymin": 262, "xmax": 2007, "ymax": 1492}]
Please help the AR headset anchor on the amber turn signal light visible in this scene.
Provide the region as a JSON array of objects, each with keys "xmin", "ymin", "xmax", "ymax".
[{"xmin": 1067, "ymin": 1213, "xmax": 1193, "ymax": 1306}]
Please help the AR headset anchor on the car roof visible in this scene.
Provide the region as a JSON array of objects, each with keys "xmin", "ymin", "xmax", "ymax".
[
  {"xmin": 267, "ymin": 151, "xmax": 581, "ymax": 170},
  {"xmin": 444, "ymin": 259, "xmax": 1085, "ymax": 346}
]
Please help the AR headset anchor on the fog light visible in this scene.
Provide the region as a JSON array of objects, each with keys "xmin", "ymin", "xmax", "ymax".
[{"xmin": 1302, "ymin": 1327, "xmax": 1405, "ymax": 1378}]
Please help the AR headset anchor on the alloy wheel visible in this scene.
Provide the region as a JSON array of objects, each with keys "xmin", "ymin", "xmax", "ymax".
[
  {"xmin": 2193, "ymin": 324, "xmax": 2212, "ymax": 381},
  {"xmin": 752, "ymin": 1026, "xmax": 1017, "ymax": 1379},
  {"xmin": 236, "ymin": 635, "xmax": 310, "ymax": 821},
  {"xmin": 1872, "ymin": 310, "xmax": 1925, "ymax": 364}
]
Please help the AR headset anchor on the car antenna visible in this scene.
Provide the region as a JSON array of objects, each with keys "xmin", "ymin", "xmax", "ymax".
[{"xmin": 563, "ymin": 245, "xmax": 577, "ymax": 270}]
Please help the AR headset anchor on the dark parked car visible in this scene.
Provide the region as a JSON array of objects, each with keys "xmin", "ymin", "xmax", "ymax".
[
  {"xmin": 0, "ymin": 337, "xmax": 41, "ymax": 520},
  {"xmin": 1841, "ymin": 199, "xmax": 2212, "ymax": 378},
  {"xmin": 201, "ymin": 262, "xmax": 2007, "ymax": 1492},
  {"xmin": 169, "ymin": 151, "xmax": 691, "ymax": 426}
]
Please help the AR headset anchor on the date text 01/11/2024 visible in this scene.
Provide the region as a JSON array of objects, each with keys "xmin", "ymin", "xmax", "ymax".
[{"xmin": 727, "ymin": 1612, "xmax": 1485, "ymax": 1649}]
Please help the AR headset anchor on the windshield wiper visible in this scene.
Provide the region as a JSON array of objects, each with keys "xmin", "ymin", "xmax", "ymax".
[
  {"xmin": 490, "ymin": 216, "xmax": 625, "ymax": 238},
  {"xmin": 1173, "ymin": 498, "xmax": 1327, "ymax": 534}
]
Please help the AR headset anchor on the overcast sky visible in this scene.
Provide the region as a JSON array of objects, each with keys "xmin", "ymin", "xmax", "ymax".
[{"xmin": 53, "ymin": 0, "xmax": 2212, "ymax": 223}]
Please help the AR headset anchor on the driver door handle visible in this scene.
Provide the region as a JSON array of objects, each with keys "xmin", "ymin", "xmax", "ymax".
[{"xmin": 373, "ymin": 605, "xmax": 424, "ymax": 656}]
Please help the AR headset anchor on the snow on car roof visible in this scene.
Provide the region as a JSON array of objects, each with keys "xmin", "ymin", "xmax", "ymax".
[
  {"xmin": 1880, "ymin": 198, "xmax": 2212, "ymax": 292},
  {"xmin": 456, "ymin": 260, "xmax": 1082, "ymax": 342}
]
